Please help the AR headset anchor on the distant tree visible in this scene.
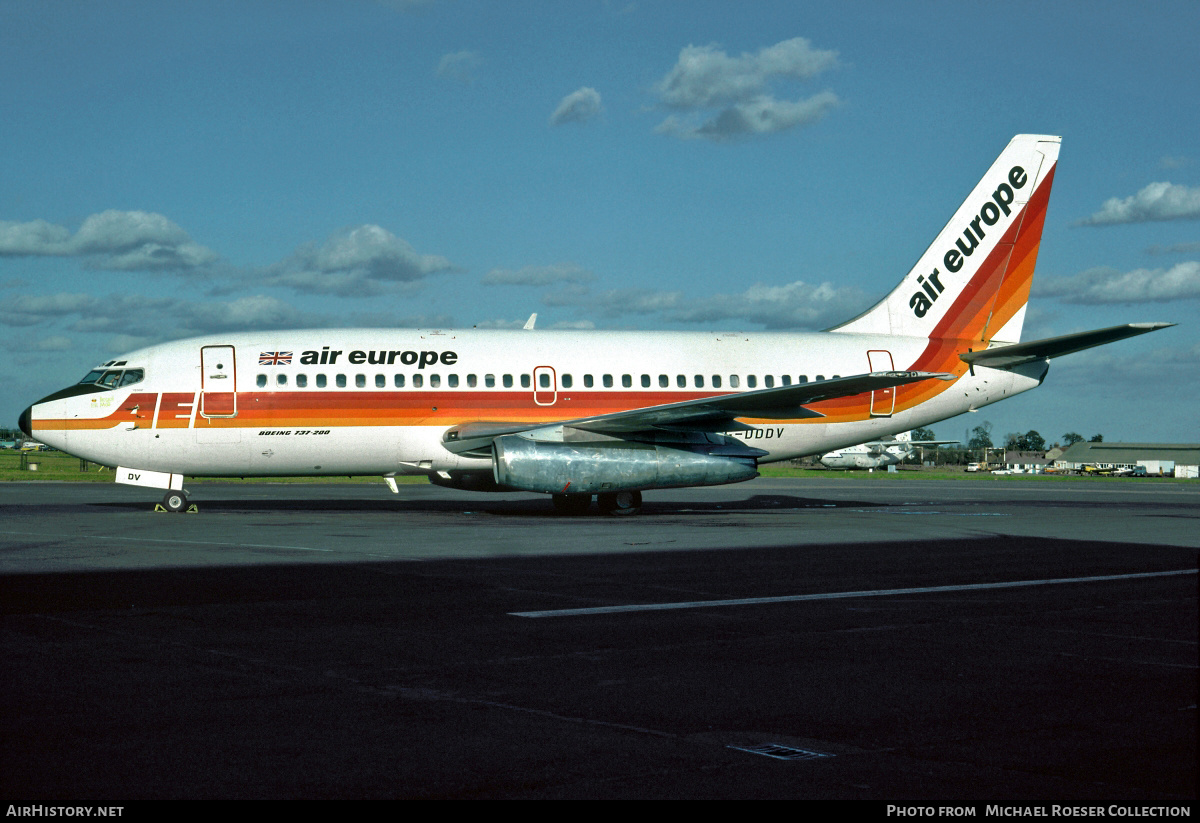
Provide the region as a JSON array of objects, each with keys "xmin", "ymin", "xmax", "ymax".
[
  {"xmin": 967, "ymin": 423, "xmax": 993, "ymax": 452},
  {"xmin": 1062, "ymin": 432, "xmax": 1084, "ymax": 446},
  {"xmin": 1023, "ymin": 430, "xmax": 1046, "ymax": 452},
  {"xmin": 1089, "ymin": 433, "xmax": 1104, "ymax": 442},
  {"xmin": 912, "ymin": 426, "xmax": 937, "ymax": 442},
  {"xmin": 1004, "ymin": 432, "xmax": 1021, "ymax": 450}
]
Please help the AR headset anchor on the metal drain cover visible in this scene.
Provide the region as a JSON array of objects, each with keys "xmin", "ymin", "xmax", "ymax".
[{"xmin": 728, "ymin": 743, "xmax": 834, "ymax": 761}]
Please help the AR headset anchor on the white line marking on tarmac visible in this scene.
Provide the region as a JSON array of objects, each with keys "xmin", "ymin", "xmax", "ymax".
[
  {"xmin": 510, "ymin": 569, "xmax": 1197, "ymax": 618},
  {"xmin": 0, "ymin": 530, "xmax": 334, "ymax": 552}
]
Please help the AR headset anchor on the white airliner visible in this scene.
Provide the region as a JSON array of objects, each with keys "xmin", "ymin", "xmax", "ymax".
[
  {"xmin": 819, "ymin": 431, "xmax": 958, "ymax": 470},
  {"xmin": 19, "ymin": 135, "xmax": 1173, "ymax": 514}
]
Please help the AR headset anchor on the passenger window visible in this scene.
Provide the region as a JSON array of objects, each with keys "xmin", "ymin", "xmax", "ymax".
[
  {"xmin": 520, "ymin": 374, "xmax": 531, "ymax": 389},
  {"xmin": 694, "ymin": 375, "xmax": 704, "ymax": 388},
  {"xmin": 395, "ymin": 374, "xmax": 405, "ymax": 388},
  {"xmin": 562, "ymin": 374, "xmax": 572, "ymax": 389},
  {"xmin": 257, "ymin": 374, "xmax": 267, "ymax": 388},
  {"xmin": 622, "ymin": 375, "xmax": 632, "ymax": 388},
  {"xmin": 297, "ymin": 374, "xmax": 307, "ymax": 388},
  {"xmin": 603, "ymin": 374, "xmax": 613, "ymax": 388},
  {"xmin": 797, "ymin": 375, "xmax": 807, "ymax": 383},
  {"xmin": 277, "ymin": 374, "xmax": 288, "ymax": 386},
  {"xmin": 467, "ymin": 374, "xmax": 477, "ymax": 388},
  {"xmin": 781, "ymin": 375, "xmax": 791, "ymax": 386},
  {"xmin": 765, "ymin": 375, "xmax": 775, "ymax": 388},
  {"xmin": 375, "ymin": 374, "xmax": 385, "ymax": 388},
  {"xmin": 712, "ymin": 375, "xmax": 722, "ymax": 388},
  {"xmin": 355, "ymin": 374, "xmax": 366, "ymax": 388},
  {"xmin": 503, "ymin": 374, "xmax": 513, "ymax": 388},
  {"xmin": 729, "ymin": 375, "xmax": 739, "ymax": 388},
  {"xmin": 816, "ymin": 374, "xmax": 825, "ymax": 381},
  {"xmin": 539, "ymin": 373, "xmax": 550, "ymax": 388},
  {"xmin": 317, "ymin": 374, "xmax": 327, "ymax": 388},
  {"xmin": 485, "ymin": 374, "xmax": 495, "ymax": 388},
  {"xmin": 430, "ymin": 374, "xmax": 441, "ymax": 388},
  {"xmin": 413, "ymin": 374, "xmax": 423, "ymax": 388},
  {"xmin": 659, "ymin": 375, "xmax": 668, "ymax": 388},
  {"xmin": 584, "ymin": 374, "xmax": 594, "ymax": 388},
  {"xmin": 336, "ymin": 375, "xmax": 347, "ymax": 388},
  {"xmin": 677, "ymin": 375, "xmax": 686, "ymax": 388},
  {"xmin": 747, "ymin": 375, "xmax": 757, "ymax": 388},
  {"xmin": 641, "ymin": 375, "xmax": 650, "ymax": 388},
  {"xmin": 449, "ymin": 374, "xmax": 459, "ymax": 388}
]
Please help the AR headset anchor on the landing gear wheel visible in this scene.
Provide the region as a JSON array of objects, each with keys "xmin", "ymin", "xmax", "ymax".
[
  {"xmin": 162, "ymin": 490, "xmax": 188, "ymax": 513},
  {"xmin": 552, "ymin": 493, "xmax": 593, "ymax": 515},
  {"xmin": 597, "ymin": 490, "xmax": 642, "ymax": 516}
]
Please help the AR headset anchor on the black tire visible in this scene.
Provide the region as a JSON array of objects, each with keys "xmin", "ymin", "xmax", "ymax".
[
  {"xmin": 551, "ymin": 493, "xmax": 593, "ymax": 515},
  {"xmin": 162, "ymin": 491, "xmax": 188, "ymax": 513},
  {"xmin": 597, "ymin": 490, "xmax": 641, "ymax": 516}
]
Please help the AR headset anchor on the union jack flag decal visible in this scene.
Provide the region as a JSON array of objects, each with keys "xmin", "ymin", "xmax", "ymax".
[{"xmin": 259, "ymin": 351, "xmax": 293, "ymax": 365}]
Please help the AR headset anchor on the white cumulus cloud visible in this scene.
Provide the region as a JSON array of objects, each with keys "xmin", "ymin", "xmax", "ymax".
[
  {"xmin": 482, "ymin": 263, "xmax": 595, "ymax": 286},
  {"xmin": 0, "ymin": 211, "xmax": 217, "ymax": 271},
  {"xmin": 549, "ymin": 87, "xmax": 603, "ymax": 126},
  {"xmin": 437, "ymin": 50, "xmax": 481, "ymax": 84},
  {"xmin": 1034, "ymin": 262, "xmax": 1200, "ymax": 303},
  {"xmin": 542, "ymin": 278, "xmax": 868, "ymax": 330},
  {"xmin": 1076, "ymin": 182, "xmax": 1200, "ymax": 226},
  {"xmin": 651, "ymin": 37, "xmax": 839, "ymax": 142},
  {"xmin": 267, "ymin": 225, "xmax": 458, "ymax": 297}
]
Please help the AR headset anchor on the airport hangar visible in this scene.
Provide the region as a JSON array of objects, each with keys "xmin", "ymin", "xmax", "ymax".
[{"xmin": 1054, "ymin": 441, "xmax": 1200, "ymax": 477}]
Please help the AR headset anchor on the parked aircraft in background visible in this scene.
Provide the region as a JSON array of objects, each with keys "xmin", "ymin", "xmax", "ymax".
[
  {"xmin": 819, "ymin": 431, "xmax": 958, "ymax": 470},
  {"xmin": 19, "ymin": 135, "xmax": 1173, "ymax": 514}
]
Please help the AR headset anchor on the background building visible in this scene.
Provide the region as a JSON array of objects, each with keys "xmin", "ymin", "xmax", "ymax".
[{"xmin": 1054, "ymin": 443, "xmax": 1200, "ymax": 478}]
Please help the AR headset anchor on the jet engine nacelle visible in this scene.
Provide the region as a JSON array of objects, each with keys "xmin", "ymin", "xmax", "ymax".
[{"xmin": 492, "ymin": 435, "xmax": 759, "ymax": 495}]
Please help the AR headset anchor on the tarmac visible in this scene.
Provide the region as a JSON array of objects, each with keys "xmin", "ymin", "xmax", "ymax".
[{"xmin": 1, "ymin": 476, "xmax": 1196, "ymax": 799}]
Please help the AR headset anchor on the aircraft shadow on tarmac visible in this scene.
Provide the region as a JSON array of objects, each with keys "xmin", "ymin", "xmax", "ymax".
[{"xmin": 84, "ymin": 492, "xmax": 884, "ymax": 516}]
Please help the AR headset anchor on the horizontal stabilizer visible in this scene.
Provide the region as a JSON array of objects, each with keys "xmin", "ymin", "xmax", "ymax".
[{"xmin": 960, "ymin": 323, "xmax": 1175, "ymax": 369}]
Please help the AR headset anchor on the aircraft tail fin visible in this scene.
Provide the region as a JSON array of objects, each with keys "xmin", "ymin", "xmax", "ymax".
[{"xmin": 831, "ymin": 134, "xmax": 1061, "ymax": 344}]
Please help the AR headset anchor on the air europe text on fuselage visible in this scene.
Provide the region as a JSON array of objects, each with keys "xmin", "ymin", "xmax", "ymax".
[
  {"xmin": 297, "ymin": 347, "xmax": 458, "ymax": 369},
  {"xmin": 909, "ymin": 165, "xmax": 1028, "ymax": 319}
]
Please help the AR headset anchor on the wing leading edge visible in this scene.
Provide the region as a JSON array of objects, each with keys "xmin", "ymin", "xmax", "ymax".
[{"xmin": 442, "ymin": 370, "xmax": 954, "ymax": 455}]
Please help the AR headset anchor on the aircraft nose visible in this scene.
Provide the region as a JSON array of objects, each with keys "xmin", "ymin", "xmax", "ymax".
[{"xmin": 19, "ymin": 405, "xmax": 33, "ymax": 438}]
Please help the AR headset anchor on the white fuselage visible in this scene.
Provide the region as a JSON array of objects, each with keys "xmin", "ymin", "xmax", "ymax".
[{"xmin": 27, "ymin": 327, "xmax": 1046, "ymax": 480}]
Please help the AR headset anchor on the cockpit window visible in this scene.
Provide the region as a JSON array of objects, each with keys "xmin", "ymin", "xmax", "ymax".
[
  {"xmin": 77, "ymin": 367, "xmax": 145, "ymax": 390},
  {"xmin": 119, "ymin": 369, "xmax": 145, "ymax": 387}
]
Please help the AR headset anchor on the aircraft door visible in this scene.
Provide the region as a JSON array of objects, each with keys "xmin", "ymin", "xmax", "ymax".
[
  {"xmin": 867, "ymin": 349, "xmax": 895, "ymax": 417},
  {"xmin": 533, "ymin": 365, "xmax": 557, "ymax": 406},
  {"xmin": 200, "ymin": 345, "xmax": 238, "ymax": 418}
]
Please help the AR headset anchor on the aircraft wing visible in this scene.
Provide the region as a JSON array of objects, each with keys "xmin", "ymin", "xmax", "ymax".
[
  {"xmin": 960, "ymin": 323, "xmax": 1174, "ymax": 369},
  {"xmin": 443, "ymin": 370, "xmax": 954, "ymax": 454}
]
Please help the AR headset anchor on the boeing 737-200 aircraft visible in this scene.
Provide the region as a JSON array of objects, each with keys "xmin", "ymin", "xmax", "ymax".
[{"xmin": 19, "ymin": 135, "xmax": 1173, "ymax": 514}]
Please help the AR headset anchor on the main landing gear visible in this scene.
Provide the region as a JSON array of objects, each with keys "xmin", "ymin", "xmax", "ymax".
[{"xmin": 550, "ymin": 490, "xmax": 643, "ymax": 516}]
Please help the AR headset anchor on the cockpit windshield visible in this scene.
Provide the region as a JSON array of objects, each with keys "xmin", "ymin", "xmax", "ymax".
[{"xmin": 77, "ymin": 367, "xmax": 145, "ymax": 390}]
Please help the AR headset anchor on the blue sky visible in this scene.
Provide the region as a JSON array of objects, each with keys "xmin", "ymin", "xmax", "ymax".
[{"xmin": 3, "ymin": 0, "xmax": 1197, "ymax": 445}]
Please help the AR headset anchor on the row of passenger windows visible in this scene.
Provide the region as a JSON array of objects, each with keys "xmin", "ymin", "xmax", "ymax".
[{"xmin": 254, "ymin": 372, "xmax": 836, "ymax": 389}]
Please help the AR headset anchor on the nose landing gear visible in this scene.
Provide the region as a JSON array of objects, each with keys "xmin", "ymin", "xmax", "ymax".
[{"xmin": 159, "ymin": 490, "xmax": 193, "ymax": 513}]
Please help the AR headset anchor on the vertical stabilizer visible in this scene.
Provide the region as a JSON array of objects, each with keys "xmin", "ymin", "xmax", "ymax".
[{"xmin": 831, "ymin": 135, "xmax": 1060, "ymax": 343}]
